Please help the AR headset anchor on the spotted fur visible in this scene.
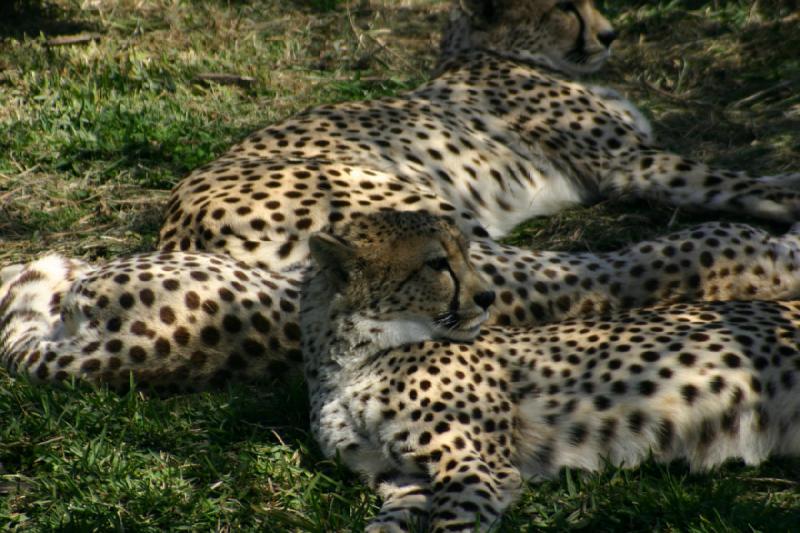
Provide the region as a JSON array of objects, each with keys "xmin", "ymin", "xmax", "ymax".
[
  {"xmin": 4, "ymin": 221, "xmax": 800, "ymax": 389},
  {"xmin": 302, "ymin": 211, "xmax": 800, "ymax": 532},
  {"xmin": 0, "ymin": 223, "xmax": 800, "ymax": 391},
  {"xmin": 160, "ymin": 0, "xmax": 800, "ymax": 274},
  {"xmin": 0, "ymin": 253, "xmax": 302, "ymax": 392}
]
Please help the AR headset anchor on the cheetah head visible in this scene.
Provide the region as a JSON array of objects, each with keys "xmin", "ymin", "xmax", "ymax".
[
  {"xmin": 307, "ymin": 211, "xmax": 495, "ymax": 349},
  {"xmin": 443, "ymin": 0, "xmax": 616, "ymax": 75}
]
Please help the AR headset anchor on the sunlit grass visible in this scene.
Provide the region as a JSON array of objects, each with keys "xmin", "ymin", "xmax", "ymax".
[{"xmin": 1, "ymin": 0, "xmax": 798, "ymax": 530}]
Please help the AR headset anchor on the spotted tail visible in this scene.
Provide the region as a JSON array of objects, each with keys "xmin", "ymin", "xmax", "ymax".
[{"xmin": 0, "ymin": 255, "xmax": 93, "ymax": 379}]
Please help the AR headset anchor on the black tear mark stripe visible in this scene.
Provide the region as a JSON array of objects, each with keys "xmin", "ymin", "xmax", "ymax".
[
  {"xmin": 446, "ymin": 265, "xmax": 460, "ymax": 314},
  {"xmin": 566, "ymin": 4, "xmax": 586, "ymax": 56}
]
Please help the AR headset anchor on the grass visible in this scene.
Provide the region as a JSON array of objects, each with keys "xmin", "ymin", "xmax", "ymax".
[{"xmin": 0, "ymin": 0, "xmax": 799, "ymax": 530}]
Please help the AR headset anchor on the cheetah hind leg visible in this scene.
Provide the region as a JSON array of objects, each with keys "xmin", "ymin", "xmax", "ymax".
[
  {"xmin": 756, "ymin": 172, "xmax": 800, "ymax": 189},
  {"xmin": 0, "ymin": 255, "xmax": 93, "ymax": 375}
]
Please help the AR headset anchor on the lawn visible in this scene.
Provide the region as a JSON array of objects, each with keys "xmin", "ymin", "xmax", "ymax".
[{"xmin": 1, "ymin": 0, "xmax": 799, "ymax": 530}]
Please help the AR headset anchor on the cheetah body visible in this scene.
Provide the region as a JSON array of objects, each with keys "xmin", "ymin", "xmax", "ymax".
[
  {"xmin": 4, "ymin": 2, "xmax": 800, "ymax": 391},
  {"xmin": 302, "ymin": 211, "xmax": 800, "ymax": 532},
  {"xmin": 0, "ymin": 253, "xmax": 302, "ymax": 392},
  {"xmin": 4, "ymin": 222, "xmax": 800, "ymax": 387},
  {"xmin": 159, "ymin": 0, "xmax": 800, "ymax": 272}
]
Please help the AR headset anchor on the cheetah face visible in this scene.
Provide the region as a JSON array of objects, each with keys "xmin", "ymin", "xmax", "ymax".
[
  {"xmin": 308, "ymin": 212, "xmax": 495, "ymax": 347},
  {"xmin": 458, "ymin": 0, "xmax": 616, "ymax": 75}
]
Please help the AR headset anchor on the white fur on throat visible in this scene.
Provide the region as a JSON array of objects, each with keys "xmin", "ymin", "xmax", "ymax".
[{"xmin": 352, "ymin": 316, "xmax": 436, "ymax": 351}]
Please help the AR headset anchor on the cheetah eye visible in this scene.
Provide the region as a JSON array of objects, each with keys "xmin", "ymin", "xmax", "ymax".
[
  {"xmin": 425, "ymin": 257, "xmax": 450, "ymax": 272},
  {"xmin": 557, "ymin": 1, "xmax": 575, "ymax": 12}
]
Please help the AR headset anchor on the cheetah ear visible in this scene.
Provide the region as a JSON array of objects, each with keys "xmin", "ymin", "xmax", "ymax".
[
  {"xmin": 459, "ymin": 0, "xmax": 500, "ymax": 23},
  {"xmin": 309, "ymin": 232, "xmax": 355, "ymax": 289}
]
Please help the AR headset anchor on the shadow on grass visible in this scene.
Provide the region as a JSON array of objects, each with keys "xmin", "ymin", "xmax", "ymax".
[
  {"xmin": 0, "ymin": 0, "xmax": 96, "ymax": 39},
  {"xmin": 601, "ymin": 3, "xmax": 800, "ymax": 172},
  {"xmin": 507, "ymin": 459, "xmax": 800, "ymax": 532}
]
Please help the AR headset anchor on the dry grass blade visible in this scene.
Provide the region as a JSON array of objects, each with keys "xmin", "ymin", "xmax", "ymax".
[
  {"xmin": 194, "ymin": 73, "xmax": 257, "ymax": 88},
  {"xmin": 741, "ymin": 477, "xmax": 799, "ymax": 486},
  {"xmin": 0, "ymin": 0, "xmax": 798, "ymax": 531},
  {"xmin": 44, "ymin": 33, "xmax": 102, "ymax": 46},
  {"xmin": 731, "ymin": 77, "xmax": 800, "ymax": 109}
]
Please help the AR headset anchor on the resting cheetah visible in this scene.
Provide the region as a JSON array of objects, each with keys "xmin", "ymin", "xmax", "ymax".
[
  {"xmin": 4, "ymin": 221, "xmax": 800, "ymax": 389},
  {"xmin": 159, "ymin": 0, "xmax": 800, "ymax": 272},
  {"xmin": 302, "ymin": 211, "xmax": 800, "ymax": 532}
]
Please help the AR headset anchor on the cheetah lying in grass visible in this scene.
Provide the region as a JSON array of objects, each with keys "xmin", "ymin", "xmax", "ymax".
[
  {"xmin": 3, "ymin": 0, "xmax": 800, "ymax": 392},
  {"xmin": 3, "ymin": 221, "xmax": 800, "ymax": 391},
  {"xmin": 301, "ymin": 211, "xmax": 800, "ymax": 532},
  {"xmin": 159, "ymin": 0, "xmax": 800, "ymax": 272}
]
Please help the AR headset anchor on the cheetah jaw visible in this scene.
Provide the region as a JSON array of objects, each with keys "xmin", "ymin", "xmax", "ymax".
[
  {"xmin": 435, "ymin": 310, "xmax": 489, "ymax": 343},
  {"xmin": 352, "ymin": 317, "xmax": 437, "ymax": 351}
]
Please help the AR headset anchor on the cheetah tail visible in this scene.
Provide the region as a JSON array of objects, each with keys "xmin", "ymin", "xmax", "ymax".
[
  {"xmin": 0, "ymin": 255, "xmax": 92, "ymax": 376},
  {"xmin": 0, "ymin": 263, "xmax": 25, "ymax": 294}
]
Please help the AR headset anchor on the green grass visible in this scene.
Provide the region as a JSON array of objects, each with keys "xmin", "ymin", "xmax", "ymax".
[{"xmin": 1, "ymin": 0, "xmax": 799, "ymax": 530}]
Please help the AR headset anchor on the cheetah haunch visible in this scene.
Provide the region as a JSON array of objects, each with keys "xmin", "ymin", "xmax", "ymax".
[
  {"xmin": 4, "ymin": 221, "xmax": 800, "ymax": 390},
  {"xmin": 160, "ymin": 0, "xmax": 800, "ymax": 272},
  {"xmin": 302, "ymin": 211, "xmax": 800, "ymax": 532}
]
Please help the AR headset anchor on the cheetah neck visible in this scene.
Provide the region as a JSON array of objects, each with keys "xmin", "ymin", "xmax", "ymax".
[
  {"xmin": 300, "ymin": 275, "xmax": 433, "ymax": 382},
  {"xmin": 435, "ymin": 8, "xmax": 474, "ymax": 70},
  {"xmin": 436, "ymin": 10, "xmax": 567, "ymax": 77}
]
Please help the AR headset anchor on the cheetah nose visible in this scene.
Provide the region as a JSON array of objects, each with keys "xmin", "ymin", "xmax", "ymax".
[
  {"xmin": 473, "ymin": 290, "xmax": 496, "ymax": 311},
  {"xmin": 598, "ymin": 30, "xmax": 617, "ymax": 48}
]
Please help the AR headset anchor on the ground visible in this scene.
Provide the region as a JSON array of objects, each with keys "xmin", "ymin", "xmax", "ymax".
[{"xmin": 0, "ymin": 0, "xmax": 799, "ymax": 530}]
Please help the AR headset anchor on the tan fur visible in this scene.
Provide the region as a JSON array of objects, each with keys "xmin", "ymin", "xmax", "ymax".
[
  {"xmin": 302, "ymin": 212, "xmax": 800, "ymax": 532},
  {"xmin": 4, "ymin": 1, "xmax": 800, "ymax": 392},
  {"xmin": 4, "ymin": 221, "xmax": 800, "ymax": 389},
  {"xmin": 160, "ymin": 0, "xmax": 800, "ymax": 278}
]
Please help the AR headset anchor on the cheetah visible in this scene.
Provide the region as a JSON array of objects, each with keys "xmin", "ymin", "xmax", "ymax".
[
  {"xmin": 159, "ymin": 0, "xmax": 800, "ymax": 273},
  {"xmin": 0, "ymin": 253, "xmax": 303, "ymax": 392},
  {"xmin": 301, "ymin": 211, "xmax": 800, "ymax": 532},
  {"xmin": 5, "ymin": 221, "xmax": 800, "ymax": 389}
]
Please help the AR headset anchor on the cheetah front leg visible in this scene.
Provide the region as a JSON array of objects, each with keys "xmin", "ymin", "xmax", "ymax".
[
  {"xmin": 367, "ymin": 474, "xmax": 433, "ymax": 533},
  {"xmin": 605, "ymin": 150, "xmax": 800, "ymax": 223},
  {"xmin": 425, "ymin": 450, "xmax": 522, "ymax": 533}
]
